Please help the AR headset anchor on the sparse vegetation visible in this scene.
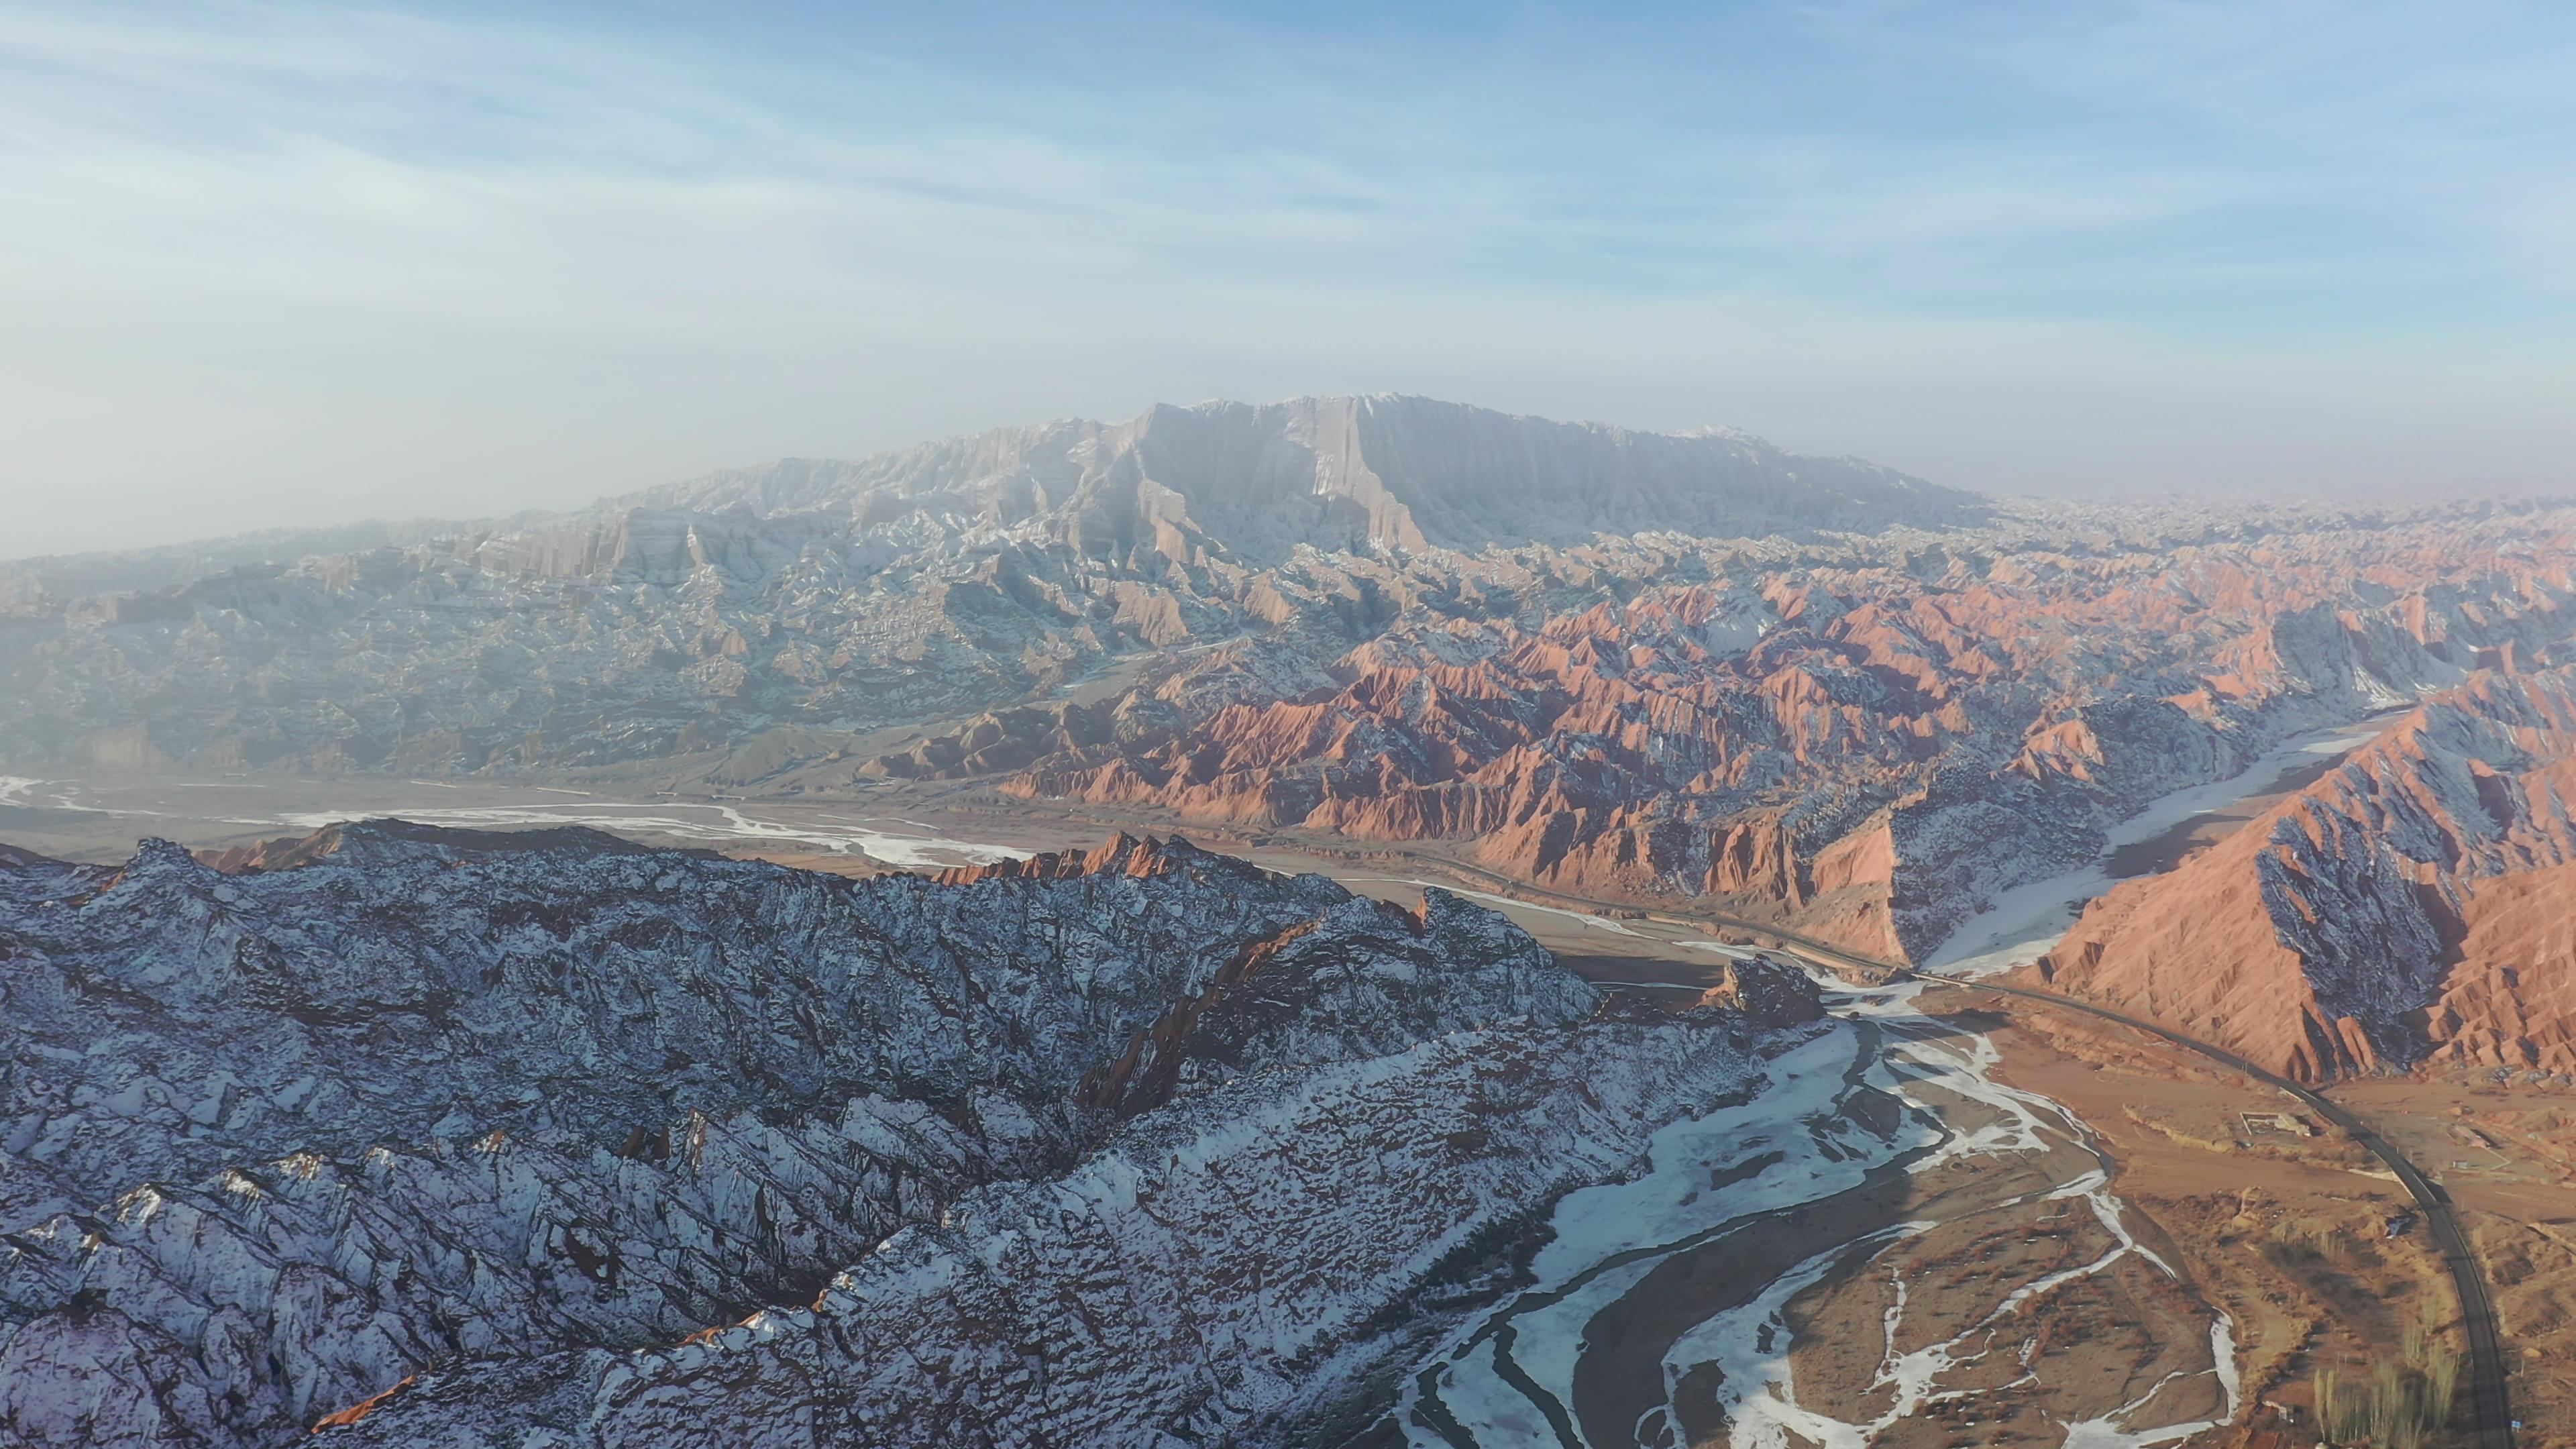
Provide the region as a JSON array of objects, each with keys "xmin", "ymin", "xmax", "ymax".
[
  {"xmin": 2266, "ymin": 1219, "xmax": 2341, "ymax": 1265},
  {"xmin": 2119, "ymin": 1104, "xmax": 2237, "ymax": 1153},
  {"xmin": 2310, "ymin": 1306, "xmax": 2459, "ymax": 1448}
]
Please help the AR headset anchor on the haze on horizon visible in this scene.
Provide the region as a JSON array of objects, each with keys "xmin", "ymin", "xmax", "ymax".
[{"xmin": 4, "ymin": 0, "xmax": 2573, "ymax": 559}]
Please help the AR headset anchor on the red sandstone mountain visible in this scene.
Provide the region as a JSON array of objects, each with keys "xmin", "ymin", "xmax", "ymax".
[
  {"xmin": 2040, "ymin": 667, "xmax": 2576, "ymax": 1081},
  {"xmin": 15, "ymin": 395, "xmax": 2576, "ymax": 971},
  {"xmin": 989, "ymin": 518, "xmax": 2576, "ymax": 959}
]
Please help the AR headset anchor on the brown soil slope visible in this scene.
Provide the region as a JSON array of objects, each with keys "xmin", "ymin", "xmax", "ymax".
[{"xmin": 2041, "ymin": 667, "xmax": 2576, "ymax": 1081}]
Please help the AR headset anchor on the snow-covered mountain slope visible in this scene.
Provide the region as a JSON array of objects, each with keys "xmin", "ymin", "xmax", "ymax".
[
  {"xmin": 315, "ymin": 1014, "xmax": 1780, "ymax": 1449},
  {"xmin": 0, "ymin": 395, "xmax": 1969, "ymax": 775},
  {"xmin": 0, "ymin": 824, "xmax": 1806, "ymax": 1447}
]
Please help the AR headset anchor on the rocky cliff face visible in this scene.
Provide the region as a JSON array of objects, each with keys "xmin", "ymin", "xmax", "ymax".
[
  {"xmin": 0, "ymin": 823, "xmax": 1796, "ymax": 1448},
  {"xmin": 2040, "ymin": 667, "xmax": 2576, "ymax": 1081},
  {"xmin": 0, "ymin": 396, "xmax": 1972, "ymax": 776},
  {"xmin": 1009, "ymin": 518, "xmax": 2576, "ymax": 958},
  {"xmin": 3, "ymin": 398, "xmax": 2573, "ymax": 967},
  {"xmin": 624, "ymin": 395, "xmax": 1985, "ymax": 561}
]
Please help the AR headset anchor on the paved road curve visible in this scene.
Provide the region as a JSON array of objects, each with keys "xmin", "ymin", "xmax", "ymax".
[
  {"xmin": 1342, "ymin": 843, "xmax": 2517, "ymax": 1446},
  {"xmin": 1913, "ymin": 971, "xmax": 2517, "ymax": 1449}
]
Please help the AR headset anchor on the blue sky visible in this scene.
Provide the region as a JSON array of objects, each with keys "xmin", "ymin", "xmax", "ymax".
[{"xmin": 4, "ymin": 1, "xmax": 2573, "ymax": 553}]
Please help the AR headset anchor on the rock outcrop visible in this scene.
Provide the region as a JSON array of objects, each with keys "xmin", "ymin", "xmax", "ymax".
[
  {"xmin": 2040, "ymin": 667, "xmax": 2576, "ymax": 1081},
  {"xmin": 1696, "ymin": 953, "xmax": 1829, "ymax": 1026},
  {"xmin": 1013, "ymin": 521, "xmax": 2576, "ymax": 958},
  {"xmin": 0, "ymin": 823, "xmax": 1801, "ymax": 1448},
  {"xmin": 4, "ymin": 398, "xmax": 2573, "ymax": 966}
]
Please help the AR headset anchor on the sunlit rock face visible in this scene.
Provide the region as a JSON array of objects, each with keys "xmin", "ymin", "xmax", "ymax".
[
  {"xmin": 0, "ymin": 823, "xmax": 1802, "ymax": 1448},
  {"xmin": 2043, "ymin": 666, "xmax": 2576, "ymax": 1081},
  {"xmin": 1010, "ymin": 509, "xmax": 2576, "ymax": 959},
  {"xmin": 3, "ymin": 396, "xmax": 2572, "ymax": 962},
  {"xmin": 0, "ymin": 395, "xmax": 1976, "ymax": 777}
]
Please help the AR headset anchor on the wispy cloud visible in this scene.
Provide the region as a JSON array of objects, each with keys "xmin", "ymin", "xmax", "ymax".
[{"xmin": 1, "ymin": 1, "xmax": 2572, "ymax": 554}]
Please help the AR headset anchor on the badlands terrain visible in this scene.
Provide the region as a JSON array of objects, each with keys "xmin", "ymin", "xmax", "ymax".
[
  {"xmin": 2043, "ymin": 667, "xmax": 2576, "ymax": 1083},
  {"xmin": 6, "ymin": 396, "xmax": 2571, "ymax": 975},
  {"xmin": 2, "ymin": 396, "xmax": 2573, "ymax": 1447}
]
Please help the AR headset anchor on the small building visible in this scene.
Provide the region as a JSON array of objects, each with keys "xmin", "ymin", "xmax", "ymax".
[{"xmin": 2241, "ymin": 1111, "xmax": 2314, "ymax": 1138}]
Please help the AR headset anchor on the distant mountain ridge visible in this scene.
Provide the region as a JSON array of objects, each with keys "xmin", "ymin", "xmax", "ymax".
[
  {"xmin": 0, "ymin": 394, "xmax": 1991, "ymax": 776},
  {"xmin": 1, "ymin": 396, "xmax": 1970, "ymax": 596},
  {"xmin": 618, "ymin": 395, "xmax": 1985, "ymax": 564}
]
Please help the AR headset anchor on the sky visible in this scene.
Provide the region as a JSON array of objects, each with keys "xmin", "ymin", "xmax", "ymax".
[{"xmin": 3, "ymin": 0, "xmax": 2573, "ymax": 557}]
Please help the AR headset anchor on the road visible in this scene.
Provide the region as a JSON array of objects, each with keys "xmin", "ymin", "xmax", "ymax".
[
  {"xmin": 1911, "ymin": 969, "xmax": 2517, "ymax": 1449},
  {"xmin": 1311, "ymin": 841, "xmax": 1913, "ymax": 978},
  {"xmin": 1316, "ymin": 842, "xmax": 2518, "ymax": 1446}
]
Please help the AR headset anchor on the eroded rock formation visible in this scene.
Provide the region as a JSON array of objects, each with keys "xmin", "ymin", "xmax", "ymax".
[
  {"xmin": 0, "ymin": 823, "xmax": 1800, "ymax": 1448},
  {"xmin": 2041, "ymin": 667, "xmax": 2576, "ymax": 1080},
  {"xmin": 5, "ymin": 397, "xmax": 2573, "ymax": 963},
  {"xmin": 1010, "ymin": 521, "xmax": 2576, "ymax": 957}
]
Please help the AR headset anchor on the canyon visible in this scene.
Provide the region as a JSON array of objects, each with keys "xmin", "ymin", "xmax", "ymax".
[
  {"xmin": 5, "ymin": 398, "xmax": 2572, "ymax": 980},
  {"xmin": 4, "ymin": 395, "xmax": 2573, "ymax": 1447}
]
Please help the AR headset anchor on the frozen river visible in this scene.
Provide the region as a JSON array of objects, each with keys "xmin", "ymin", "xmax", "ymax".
[
  {"xmin": 1401, "ymin": 974, "xmax": 2241, "ymax": 1449},
  {"xmin": 1923, "ymin": 714, "xmax": 2390, "ymax": 979},
  {"xmin": 0, "ymin": 775, "xmax": 1035, "ymax": 870}
]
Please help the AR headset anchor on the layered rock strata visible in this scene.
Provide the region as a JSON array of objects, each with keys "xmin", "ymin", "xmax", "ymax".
[
  {"xmin": 2041, "ymin": 667, "xmax": 2576, "ymax": 1080},
  {"xmin": 5, "ymin": 398, "xmax": 2572, "ymax": 962}
]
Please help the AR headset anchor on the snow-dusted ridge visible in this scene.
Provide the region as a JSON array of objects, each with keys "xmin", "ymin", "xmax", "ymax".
[{"xmin": 0, "ymin": 823, "xmax": 1819, "ymax": 1448}]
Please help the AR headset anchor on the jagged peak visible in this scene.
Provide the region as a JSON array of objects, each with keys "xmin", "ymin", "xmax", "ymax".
[
  {"xmin": 932, "ymin": 832, "xmax": 1247, "ymax": 888},
  {"xmin": 194, "ymin": 819, "xmax": 706, "ymax": 876},
  {"xmin": 113, "ymin": 837, "xmax": 208, "ymax": 882}
]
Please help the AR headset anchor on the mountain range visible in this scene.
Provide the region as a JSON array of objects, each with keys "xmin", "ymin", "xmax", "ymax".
[
  {"xmin": 7, "ymin": 399, "xmax": 2571, "ymax": 967},
  {"xmin": 7, "ymin": 394, "xmax": 2576, "ymax": 1446},
  {"xmin": 0, "ymin": 824, "xmax": 1807, "ymax": 1447}
]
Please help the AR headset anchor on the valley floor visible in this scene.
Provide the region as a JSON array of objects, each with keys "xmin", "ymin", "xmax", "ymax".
[
  {"xmin": 1391, "ymin": 972, "xmax": 2249, "ymax": 1449},
  {"xmin": 5, "ymin": 765, "xmax": 2565, "ymax": 1448}
]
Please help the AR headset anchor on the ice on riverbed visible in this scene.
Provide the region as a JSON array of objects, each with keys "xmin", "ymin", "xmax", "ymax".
[
  {"xmin": 1401, "ymin": 976, "xmax": 2243, "ymax": 1449},
  {"xmin": 2051, "ymin": 1314, "xmax": 2245, "ymax": 1449},
  {"xmin": 234, "ymin": 800, "xmax": 1033, "ymax": 867},
  {"xmin": 8, "ymin": 776, "xmax": 1036, "ymax": 869},
  {"xmin": 1924, "ymin": 716, "xmax": 2387, "ymax": 978},
  {"xmin": 1402, "ymin": 1024, "xmax": 1913, "ymax": 1445}
]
